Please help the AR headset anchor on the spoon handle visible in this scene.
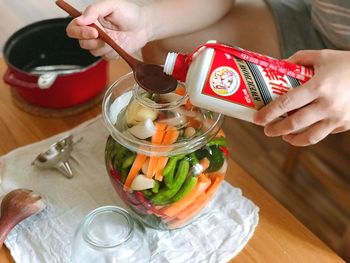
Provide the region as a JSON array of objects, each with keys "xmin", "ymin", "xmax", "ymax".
[{"xmin": 56, "ymin": 0, "xmax": 139, "ymax": 69}]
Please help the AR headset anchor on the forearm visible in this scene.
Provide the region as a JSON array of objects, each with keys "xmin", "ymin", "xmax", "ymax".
[{"xmin": 147, "ymin": 0, "xmax": 235, "ymax": 41}]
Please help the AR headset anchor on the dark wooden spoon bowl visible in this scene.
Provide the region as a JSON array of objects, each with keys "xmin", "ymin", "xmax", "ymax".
[{"xmin": 56, "ymin": 0, "xmax": 178, "ymax": 94}]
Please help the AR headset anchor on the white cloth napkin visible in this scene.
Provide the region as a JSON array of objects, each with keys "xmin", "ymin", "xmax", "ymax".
[{"xmin": 0, "ymin": 116, "xmax": 259, "ymax": 263}]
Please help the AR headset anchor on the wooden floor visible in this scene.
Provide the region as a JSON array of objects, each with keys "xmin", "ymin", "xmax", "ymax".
[{"xmin": 1, "ymin": 0, "xmax": 350, "ymax": 259}]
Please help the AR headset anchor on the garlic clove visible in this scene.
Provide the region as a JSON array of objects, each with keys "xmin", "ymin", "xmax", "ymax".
[{"xmin": 130, "ymin": 174, "xmax": 155, "ymax": 191}]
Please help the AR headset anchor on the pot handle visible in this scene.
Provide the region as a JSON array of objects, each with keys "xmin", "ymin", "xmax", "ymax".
[{"xmin": 3, "ymin": 68, "xmax": 40, "ymax": 89}]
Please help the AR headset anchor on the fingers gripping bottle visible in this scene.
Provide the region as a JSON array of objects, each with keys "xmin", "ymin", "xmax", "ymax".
[{"xmin": 163, "ymin": 41, "xmax": 313, "ymax": 122}]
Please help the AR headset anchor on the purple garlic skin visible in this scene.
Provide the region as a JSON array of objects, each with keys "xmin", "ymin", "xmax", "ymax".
[{"xmin": 0, "ymin": 189, "xmax": 46, "ymax": 247}]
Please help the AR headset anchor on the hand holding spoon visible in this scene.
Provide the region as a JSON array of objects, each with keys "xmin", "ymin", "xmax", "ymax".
[
  {"xmin": 56, "ymin": 0, "xmax": 178, "ymax": 94},
  {"xmin": 0, "ymin": 189, "xmax": 46, "ymax": 248}
]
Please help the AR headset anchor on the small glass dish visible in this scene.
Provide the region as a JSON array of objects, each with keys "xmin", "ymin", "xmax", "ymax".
[{"xmin": 71, "ymin": 206, "xmax": 151, "ymax": 263}]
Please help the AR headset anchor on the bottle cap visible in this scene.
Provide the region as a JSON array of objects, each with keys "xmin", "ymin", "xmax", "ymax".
[
  {"xmin": 164, "ymin": 52, "xmax": 177, "ymax": 75},
  {"xmin": 164, "ymin": 52, "xmax": 191, "ymax": 82}
]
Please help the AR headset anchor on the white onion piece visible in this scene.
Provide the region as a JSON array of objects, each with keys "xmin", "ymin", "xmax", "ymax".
[
  {"xmin": 128, "ymin": 119, "xmax": 156, "ymax": 139},
  {"xmin": 130, "ymin": 174, "xmax": 155, "ymax": 191}
]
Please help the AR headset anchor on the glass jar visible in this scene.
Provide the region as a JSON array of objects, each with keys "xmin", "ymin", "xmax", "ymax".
[
  {"xmin": 102, "ymin": 72, "xmax": 228, "ymax": 230},
  {"xmin": 71, "ymin": 206, "xmax": 150, "ymax": 263}
]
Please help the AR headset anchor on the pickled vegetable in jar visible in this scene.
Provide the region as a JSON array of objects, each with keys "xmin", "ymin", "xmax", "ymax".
[{"xmin": 102, "ymin": 72, "xmax": 228, "ymax": 230}]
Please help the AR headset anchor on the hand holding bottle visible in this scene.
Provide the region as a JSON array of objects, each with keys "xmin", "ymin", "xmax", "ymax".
[{"xmin": 254, "ymin": 49, "xmax": 350, "ymax": 146}]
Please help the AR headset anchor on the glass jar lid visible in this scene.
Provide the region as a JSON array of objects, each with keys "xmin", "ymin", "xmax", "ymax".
[
  {"xmin": 82, "ymin": 206, "xmax": 134, "ymax": 248},
  {"xmin": 102, "ymin": 72, "xmax": 223, "ymax": 156}
]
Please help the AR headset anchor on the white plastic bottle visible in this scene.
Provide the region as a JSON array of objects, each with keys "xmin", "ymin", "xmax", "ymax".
[{"xmin": 164, "ymin": 41, "xmax": 313, "ymax": 123}]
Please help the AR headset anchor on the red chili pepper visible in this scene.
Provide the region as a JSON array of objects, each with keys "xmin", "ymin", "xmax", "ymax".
[
  {"xmin": 219, "ymin": 146, "xmax": 229, "ymax": 156},
  {"xmin": 108, "ymin": 160, "xmax": 122, "ymax": 181},
  {"xmin": 135, "ymin": 191, "xmax": 147, "ymax": 202},
  {"xmin": 135, "ymin": 192, "xmax": 169, "ymax": 218}
]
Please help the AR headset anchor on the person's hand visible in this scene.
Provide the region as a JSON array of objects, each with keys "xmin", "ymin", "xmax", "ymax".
[
  {"xmin": 254, "ymin": 49, "xmax": 350, "ymax": 146},
  {"xmin": 66, "ymin": 0, "xmax": 152, "ymax": 60}
]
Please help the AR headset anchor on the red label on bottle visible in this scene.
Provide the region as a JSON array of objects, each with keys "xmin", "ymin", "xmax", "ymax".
[
  {"xmin": 202, "ymin": 51, "xmax": 256, "ymax": 108},
  {"xmin": 201, "ymin": 44, "xmax": 312, "ymax": 110}
]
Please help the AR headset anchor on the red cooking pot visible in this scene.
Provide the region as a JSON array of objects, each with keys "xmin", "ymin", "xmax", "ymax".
[{"xmin": 3, "ymin": 17, "xmax": 108, "ymax": 108}]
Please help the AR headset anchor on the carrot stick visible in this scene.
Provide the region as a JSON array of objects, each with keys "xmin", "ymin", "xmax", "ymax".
[
  {"xmin": 124, "ymin": 154, "xmax": 148, "ymax": 190},
  {"xmin": 146, "ymin": 157, "xmax": 159, "ymax": 178},
  {"xmin": 185, "ymin": 99, "xmax": 193, "ymax": 110},
  {"xmin": 163, "ymin": 128, "xmax": 179, "ymax": 144},
  {"xmin": 187, "ymin": 117, "xmax": 201, "ymax": 129},
  {"xmin": 166, "ymin": 164, "xmax": 225, "ymax": 228},
  {"xmin": 161, "ymin": 174, "xmax": 211, "ymax": 217},
  {"xmin": 167, "ymin": 193, "xmax": 208, "ymax": 229},
  {"xmin": 154, "ymin": 156, "xmax": 167, "ymax": 181},
  {"xmin": 154, "ymin": 126, "xmax": 180, "ymax": 181},
  {"xmin": 215, "ymin": 129, "xmax": 226, "ymax": 138},
  {"xmin": 175, "ymin": 86, "xmax": 186, "ymax": 96},
  {"xmin": 198, "ymin": 157, "xmax": 210, "ymax": 173},
  {"xmin": 147, "ymin": 123, "xmax": 167, "ymax": 178},
  {"xmin": 169, "ymin": 188, "xmax": 206, "ymax": 222},
  {"xmin": 152, "ymin": 123, "xmax": 168, "ymax": 143},
  {"xmin": 165, "ymin": 124, "xmax": 177, "ymax": 131},
  {"xmin": 206, "ymin": 173, "xmax": 225, "ymax": 197},
  {"xmin": 175, "ymin": 173, "xmax": 224, "ymax": 220},
  {"xmin": 159, "ymin": 128, "xmax": 180, "ymax": 152}
]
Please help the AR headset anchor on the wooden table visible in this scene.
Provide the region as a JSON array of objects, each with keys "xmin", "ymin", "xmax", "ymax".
[{"xmin": 0, "ymin": 57, "xmax": 344, "ymax": 263}]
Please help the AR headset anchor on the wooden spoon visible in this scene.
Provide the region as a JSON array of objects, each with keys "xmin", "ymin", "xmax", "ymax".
[
  {"xmin": 0, "ymin": 189, "xmax": 46, "ymax": 248},
  {"xmin": 56, "ymin": 0, "xmax": 178, "ymax": 94}
]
